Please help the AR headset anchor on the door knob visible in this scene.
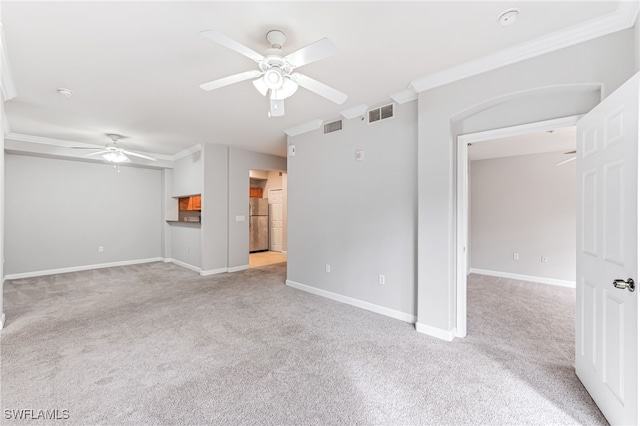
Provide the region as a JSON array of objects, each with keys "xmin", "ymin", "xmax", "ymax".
[{"xmin": 612, "ymin": 278, "xmax": 635, "ymax": 292}]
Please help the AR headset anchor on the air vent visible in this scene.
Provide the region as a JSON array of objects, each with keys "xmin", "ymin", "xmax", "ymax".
[
  {"xmin": 368, "ymin": 103, "xmax": 394, "ymax": 123},
  {"xmin": 324, "ymin": 120, "xmax": 343, "ymax": 134}
]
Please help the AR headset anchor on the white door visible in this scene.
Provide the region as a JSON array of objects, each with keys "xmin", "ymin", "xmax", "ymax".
[
  {"xmin": 576, "ymin": 72, "xmax": 639, "ymax": 425},
  {"xmin": 269, "ymin": 189, "xmax": 283, "ymax": 252}
]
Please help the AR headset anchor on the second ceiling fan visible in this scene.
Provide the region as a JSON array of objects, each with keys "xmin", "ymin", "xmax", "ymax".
[{"xmin": 199, "ymin": 30, "xmax": 347, "ymax": 117}]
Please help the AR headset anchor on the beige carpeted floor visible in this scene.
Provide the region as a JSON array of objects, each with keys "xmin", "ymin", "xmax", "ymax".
[{"xmin": 1, "ymin": 264, "xmax": 605, "ymax": 425}]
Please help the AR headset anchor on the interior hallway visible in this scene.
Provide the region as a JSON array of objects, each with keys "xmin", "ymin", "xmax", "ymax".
[{"xmin": 249, "ymin": 250, "xmax": 287, "ymax": 268}]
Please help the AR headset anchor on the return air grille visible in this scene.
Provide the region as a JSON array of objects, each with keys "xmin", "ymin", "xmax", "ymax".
[
  {"xmin": 324, "ymin": 120, "xmax": 343, "ymax": 134},
  {"xmin": 368, "ymin": 103, "xmax": 394, "ymax": 123}
]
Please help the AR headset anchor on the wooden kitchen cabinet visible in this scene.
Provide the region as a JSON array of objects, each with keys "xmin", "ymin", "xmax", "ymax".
[
  {"xmin": 249, "ymin": 188, "xmax": 263, "ymax": 198},
  {"xmin": 178, "ymin": 194, "xmax": 201, "ymax": 211},
  {"xmin": 192, "ymin": 195, "xmax": 201, "ymax": 210}
]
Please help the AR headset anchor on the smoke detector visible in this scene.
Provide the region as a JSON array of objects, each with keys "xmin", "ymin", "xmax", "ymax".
[
  {"xmin": 57, "ymin": 88, "xmax": 73, "ymax": 98},
  {"xmin": 498, "ymin": 8, "xmax": 520, "ymax": 27}
]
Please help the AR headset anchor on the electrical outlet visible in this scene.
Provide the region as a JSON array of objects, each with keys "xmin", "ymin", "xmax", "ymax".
[
  {"xmin": 513, "ymin": 253, "xmax": 519, "ymax": 260},
  {"xmin": 379, "ymin": 274, "xmax": 385, "ymax": 285},
  {"xmin": 541, "ymin": 256, "xmax": 548, "ymax": 263},
  {"xmin": 325, "ymin": 264, "xmax": 331, "ymax": 273},
  {"xmin": 98, "ymin": 246, "xmax": 104, "ymax": 253}
]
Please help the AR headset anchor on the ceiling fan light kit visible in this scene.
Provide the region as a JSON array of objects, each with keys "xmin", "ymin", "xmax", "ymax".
[
  {"xmin": 102, "ymin": 151, "xmax": 130, "ymax": 163},
  {"xmin": 199, "ymin": 29, "xmax": 347, "ymax": 117},
  {"xmin": 71, "ymin": 133, "xmax": 157, "ymax": 166}
]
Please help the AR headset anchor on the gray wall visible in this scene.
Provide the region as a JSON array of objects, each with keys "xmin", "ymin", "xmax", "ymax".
[
  {"xmin": 167, "ymin": 150, "xmax": 203, "ymax": 268},
  {"xmin": 5, "ymin": 154, "xmax": 162, "ymax": 275},
  {"xmin": 287, "ymin": 101, "xmax": 418, "ymax": 316},
  {"xmin": 171, "ymin": 150, "xmax": 203, "ymax": 197},
  {"xmin": 228, "ymin": 147, "xmax": 286, "ymax": 269},
  {"xmin": 417, "ymin": 29, "xmax": 636, "ymax": 334},
  {"xmin": 169, "ymin": 223, "xmax": 201, "ymax": 268},
  {"xmin": 201, "ymin": 143, "xmax": 228, "ymax": 273},
  {"xmin": 469, "ymin": 151, "xmax": 576, "ymax": 281}
]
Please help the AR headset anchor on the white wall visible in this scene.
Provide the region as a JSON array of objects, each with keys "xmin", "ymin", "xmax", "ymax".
[
  {"xmin": 228, "ymin": 147, "xmax": 286, "ymax": 270},
  {"xmin": 416, "ymin": 29, "xmax": 635, "ymax": 336},
  {"xmin": 469, "ymin": 151, "xmax": 576, "ymax": 282},
  {"xmin": 4, "ymin": 154, "xmax": 162, "ymax": 275},
  {"xmin": 264, "ymin": 170, "xmax": 287, "ymax": 252},
  {"xmin": 287, "ymin": 101, "xmax": 418, "ymax": 318},
  {"xmin": 1, "ymin": 87, "xmax": 5, "ymax": 328}
]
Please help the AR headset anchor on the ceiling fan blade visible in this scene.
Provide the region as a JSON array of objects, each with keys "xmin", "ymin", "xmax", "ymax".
[
  {"xmin": 564, "ymin": 150, "xmax": 577, "ymax": 154},
  {"xmin": 555, "ymin": 156, "xmax": 576, "ymax": 166},
  {"xmin": 285, "ymin": 38, "xmax": 338, "ymax": 68},
  {"xmin": 83, "ymin": 150, "xmax": 110, "ymax": 157},
  {"xmin": 270, "ymin": 98, "xmax": 285, "ymax": 117},
  {"xmin": 291, "ymin": 72, "xmax": 347, "ymax": 105},
  {"xmin": 200, "ymin": 70, "xmax": 262, "ymax": 91},
  {"xmin": 121, "ymin": 149, "xmax": 157, "ymax": 161},
  {"xmin": 200, "ymin": 31, "xmax": 265, "ymax": 62},
  {"xmin": 72, "ymin": 146, "xmax": 103, "ymax": 150}
]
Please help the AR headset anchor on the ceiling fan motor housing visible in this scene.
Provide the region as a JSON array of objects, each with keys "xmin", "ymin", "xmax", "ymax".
[{"xmin": 266, "ymin": 30, "xmax": 286, "ymax": 49}]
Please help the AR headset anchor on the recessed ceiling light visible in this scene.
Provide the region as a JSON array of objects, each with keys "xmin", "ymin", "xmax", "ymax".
[
  {"xmin": 498, "ymin": 8, "xmax": 520, "ymax": 27},
  {"xmin": 57, "ymin": 88, "xmax": 73, "ymax": 97}
]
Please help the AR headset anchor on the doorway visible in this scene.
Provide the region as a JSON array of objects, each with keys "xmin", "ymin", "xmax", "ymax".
[
  {"xmin": 249, "ymin": 169, "xmax": 288, "ymax": 268},
  {"xmin": 456, "ymin": 116, "xmax": 580, "ymax": 337}
]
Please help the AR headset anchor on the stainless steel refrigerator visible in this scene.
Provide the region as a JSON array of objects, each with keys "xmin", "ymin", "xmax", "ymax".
[{"xmin": 249, "ymin": 198, "xmax": 269, "ymax": 252}]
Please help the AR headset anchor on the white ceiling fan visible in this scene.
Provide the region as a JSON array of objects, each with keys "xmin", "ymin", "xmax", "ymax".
[
  {"xmin": 199, "ymin": 30, "xmax": 348, "ymax": 117},
  {"xmin": 555, "ymin": 150, "xmax": 576, "ymax": 166},
  {"xmin": 73, "ymin": 134, "xmax": 157, "ymax": 164}
]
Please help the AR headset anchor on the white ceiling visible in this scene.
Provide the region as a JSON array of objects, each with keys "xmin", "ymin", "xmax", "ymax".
[
  {"xmin": 1, "ymin": 1, "xmax": 629, "ymax": 159},
  {"xmin": 468, "ymin": 126, "xmax": 576, "ymax": 161}
]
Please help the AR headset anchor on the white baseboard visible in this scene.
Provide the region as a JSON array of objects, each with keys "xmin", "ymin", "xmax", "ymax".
[
  {"xmin": 285, "ymin": 279, "xmax": 416, "ymax": 324},
  {"xmin": 200, "ymin": 267, "xmax": 227, "ymax": 276},
  {"xmin": 469, "ymin": 268, "xmax": 576, "ymax": 288},
  {"xmin": 5, "ymin": 257, "xmax": 164, "ymax": 280},
  {"xmin": 164, "ymin": 260, "xmax": 249, "ymax": 275},
  {"xmin": 415, "ymin": 322, "xmax": 456, "ymax": 341},
  {"xmin": 0, "ymin": 313, "xmax": 5, "ymax": 330},
  {"xmin": 165, "ymin": 258, "xmax": 201, "ymax": 273}
]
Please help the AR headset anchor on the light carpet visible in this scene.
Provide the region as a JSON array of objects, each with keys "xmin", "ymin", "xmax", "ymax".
[{"xmin": 1, "ymin": 264, "xmax": 605, "ymax": 425}]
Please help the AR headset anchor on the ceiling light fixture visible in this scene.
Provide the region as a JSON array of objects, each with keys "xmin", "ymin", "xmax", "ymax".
[
  {"xmin": 263, "ymin": 68, "xmax": 284, "ymax": 90},
  {"xmin": 498, "ymin": 8, "xmax": 520, "ymax": 27},
  {"xmin": 102, "ymin": 151, "xmax": 129, "ymax": 163},
  {"xmin": 57, "ymin": 88, "xmax": 73, "ymax": 97}
]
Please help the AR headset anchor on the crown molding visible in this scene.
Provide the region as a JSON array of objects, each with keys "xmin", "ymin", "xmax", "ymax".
[
  {"xmin": 7, "ymin": 132, "xmax": 103, "ymax": 148},
  {"xmin": 3, "ymin": 112, "xmax": 11, "ymax": 136},
  {"xmin": 0, "ymin": 24, "xmax": 17, "ymax": 101},
  {"xmin": 410, "ymin": 1, "xmax": 640, "ymax": 93},
  {"xmin": 6, "ymin": 132, "xmax": 174, "ymax": 161},
  {"xmin": 284, "ymin": 119, "xmax": 323, "ymax": 137},
  {"xmin": 171, "ymin": 143, "xmax": 202, "ymax": 161}
]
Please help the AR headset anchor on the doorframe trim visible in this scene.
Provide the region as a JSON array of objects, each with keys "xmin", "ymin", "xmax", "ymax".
[{"xmin": 455, "ymin": 115, "xmax": 582, "ymax": 338}]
